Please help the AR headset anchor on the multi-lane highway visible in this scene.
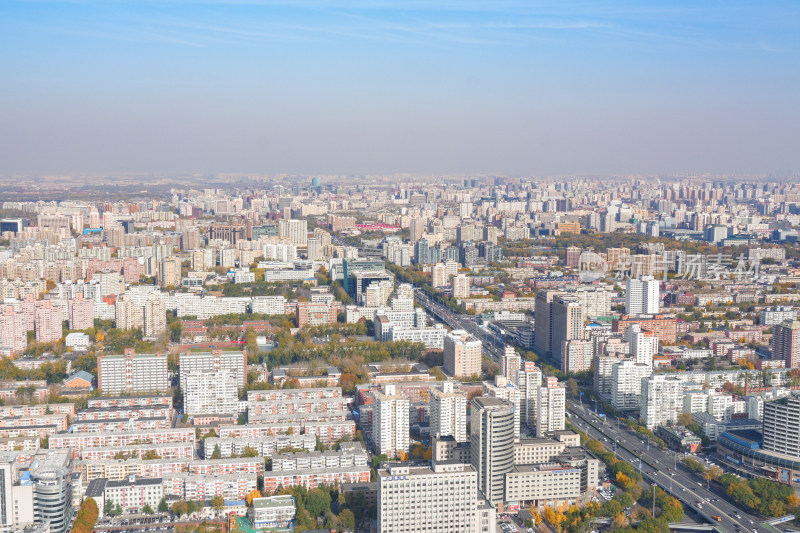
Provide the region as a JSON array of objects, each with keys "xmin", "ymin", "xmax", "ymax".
[
  {"xmin": 567, "ymin": 399, "xmax": 781, "ymax": 533},
  {"xmin": 414, "ymin": 288, "xmax": 505, "ymax": 361}
]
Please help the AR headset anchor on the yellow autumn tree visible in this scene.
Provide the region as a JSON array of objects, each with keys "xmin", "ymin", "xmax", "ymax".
[{"xmin": 245, "ymin": 489, "xmax": 262, "ymax": 506}]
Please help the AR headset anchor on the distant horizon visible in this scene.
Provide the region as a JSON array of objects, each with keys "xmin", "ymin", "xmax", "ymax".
[{"xmin": 1, "ymin": 1, "xmax": 798, "ymax": 176}]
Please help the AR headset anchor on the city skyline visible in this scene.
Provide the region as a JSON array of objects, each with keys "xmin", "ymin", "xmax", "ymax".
[{"xmin": 1, "ymin": 0, "xmax": 798, "ymax": 176}]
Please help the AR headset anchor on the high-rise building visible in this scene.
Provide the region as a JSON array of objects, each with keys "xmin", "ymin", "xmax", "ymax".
[
  {"xmin": 518, "ymin": 364, "xmax": 542, "ymax": 428},
  {"xmin": 182, "ymin": 370, "xmax": 239, "ymax": 416},
  {"xmin": 625, "ymin": 276, "xmax": 660, "ymax": 315},
  {"xmin": 640, "ymin": 374, "xmax": 683, "ymax": 429},
  {"xmin": 453, "ymin": 274, "xmax": 470, "ymax": 299},
  {"xmin": 374, "ymin": 384, "xmax": 410, "ymax": 458},
  {"xmin": 159, "ymin": 257, "xmax": 181, "ymax": 288},
  {"xmin": 762, "ymin": 392, "xmax": 800, "ymax": 458},
  {"xmin": 409, "ymin": 217, "xmax": 425, "ymax": 243},
  {"xmin": 625, "ymin": 324, "xmax": 658, "ymax": 367},
  {"xmin": 0, "ymin": 306, "xmax": 27, "ymax": 355},
  {"xmin": 431, "ymin": 263, "xmax": 448, "ymax": 288},
  {"xmin": 610, "ymin": 359, "xmax": 652, "ymax": 410},
  {"xmin": 179, "ymin": 349, "xmax": 248, "ymax": 389},
  {"xmin": 772, "ymin": 320, "xmax": 800, "ymax": 369},
  {"xmin": 30, "ymin": 450, "xmax": 73, "ymax": 533},
  {"xmin": 378, "ymin": 462, "xmax": 478, "ymax": 533},
  {"xmin": 97, "ymin": 348, "xmax": 170, "ymax": 394},
  {"xmin": 470, "ymin": 397, "xmax": 514, "ymax": 508},
  {"xmin": 443, "ymin": 330, "xmax": 482, "ymax": 378},
  {"xmin": 69, "ymin": 294, "xmax": 94, "ymax": 330},
  {"xmin": 565, "ymin": 246, "xmax": 582, "ymax": 268},
  {"xmin": 143, "ymin": 296, "xmax": 167, "ymax": 338},
  {"xmin": 279, "ymin": 219, "xmax": 308, "ymax": 247},
  {"xmin": 35, "ymin": 304, "xmax": 62, "ymax": 343},
  {"xmin": 534, "ymin": 290, "xmax": 563, "ymax": 359},
  {"xmin": 561, "ymin": 339, "xmax": 593, "ymax": 373},
  {"xmin": 551, "ymin": 295, "xmax": 585, "ymax": 370},
  {"xmin": 483, "ymin": 376, "xmax": 521, "ymax": 442},
  {"xmin": 501, "ymin": 346, "xmax": 521, "ymax": 384},
  {"xmin": 430, "ymin": 382, "xmax": 468, "ymax": 442},
  {"xmin": 536, "ymin": 376, "xmax": 566, "ymax": 437}
]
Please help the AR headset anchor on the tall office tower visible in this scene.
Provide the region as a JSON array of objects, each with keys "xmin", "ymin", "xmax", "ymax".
[
  {"xmin": 30, "ymin": 451, "xmax": 73, "ymax": 533},
  {"xmin": 431, "ymin": 263, "xmax": 448, "ymax": 288},
  {"xmin": 610, "ymin": 360, "xmax": 652, "ymax": 410},
  {"xmin": 772, "ymin": 320, "xmax": 800, "ymax": 369},
  {"xmin": 34, "ymin": 304, "xmax": 62, "ymax": 343},
  {"xmin": 565, "ymin": 246, "xmax": 582, "ymax": 268},
  {"xmin": 470, "ymin": 397, "xmax": 515, "ymax": 508},
  {"xmin": 159, "ymin": 256, "xmax": 181, "ymax": 288},
  {"xmin": 430, "ymin": 382, "xmax": 468, "ymax": 442},
  {"xmin": 625, "ymin": 324, "xmax": 659, "ymax": 367},
  {"xmin": 182, "ymin": 370, "xmax": 239, "ymax": 416},
  {"xmin": 501, "ymin": 346, "xmax": 521, "ymax": 385},
  {"xmin": 762, "ymin": 392, "xmax": 800, "ymax": 458},
  {"xmin": 378, "ymin": 462, "xmax": 478, "ymax": 533},
  {"xmin": 536, "ymin": 376, "xmax": 566, "ymax": 437},
  {"xmin": 143, "ymin": 296, "xmax": 167, "ymax": 338},
  {"xmin": 69, "ymin": 294, "xmax": 94, "ymax": 330},
  {"xmin": 444, "ymin": 330, "xmax": 482, "ymax": 378},
  {"xmin": 551, "ymin": 295, "xmax": 585, "ymax": 369},
  {"xmin": 483, "ymin": 376, "xmax": 521, "ymax": 442},
  {"xmin": 97, "ymin": 349, "xmax": 170, "ymax": 394},
  {"xmin": 279, "ymin": 219, "xmax": 308, "ymax": 247},
  {"xmin": 640, "ymin": 374, "xmax": 683, "ymax": 429},
  {"xmin": 625, "ymin": 275, "xmax": 660, "ymax": 315},
  {"xmin": 409, "ymin": 217, "xmax": 425, "ymax": 243},
  {"xmin": 374, "ymin": 384, "xmax": 410, "ymax": 458},
  {"xmin": 179, "ymin": 349, "xmax": 248, "ymax": 389},
  {"xmin": 452, "ymin": 274, "xmax": 470, "ymax": 299},
  {"xmin": 518, "ymin": 365, "xmax": 542, "ymax": 428},
  {"xmin": 534, "ymin": 290, "xmax": 563, "ymax": 359}
]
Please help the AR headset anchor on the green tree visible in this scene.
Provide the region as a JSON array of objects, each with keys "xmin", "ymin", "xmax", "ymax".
[
  {"xmin": 211, "ymin": 444, "xmax": 222, "ymax": 459},
  {"xmin": 241, "ymin": 446, "xmax": 258, "ymax": 458},
  {"xmin": 212, "ymin": 495, "xmax": 225, "ymax": 512},
  {"xmin": 339, "ymin": 508, "xmax": 356, "ymax": 530},
  {"xmin": 142, "ymin": 503, "xmax": 154, "ymax": 514},
  {"xmin": 306, "ymin": 488, "xmax": 332, "ymax": 518},
  {"xmin": 158, "ymin": 498, "xmax": 169, "ymax": 513}
]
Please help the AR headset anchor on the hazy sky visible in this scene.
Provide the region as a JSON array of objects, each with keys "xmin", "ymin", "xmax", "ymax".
[{"xmin": 1, "ymin": 1, "xmax": 799, "ymax": 176}]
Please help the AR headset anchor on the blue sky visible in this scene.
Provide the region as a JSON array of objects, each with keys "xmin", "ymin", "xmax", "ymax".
[{"xmin": 1, "ymin": 0, "xmax": 798, "ymax": 176}]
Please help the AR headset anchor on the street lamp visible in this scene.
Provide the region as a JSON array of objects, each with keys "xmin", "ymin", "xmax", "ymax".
[{"xmin": 652, "ymin": 483, "xmax": 658, "ymax": 518}]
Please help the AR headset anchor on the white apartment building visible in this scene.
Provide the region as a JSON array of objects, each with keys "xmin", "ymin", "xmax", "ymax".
[
  {"xmin": 430, "ymin": 382, "xmax": 467, "ymax": 442},
  {"xmin": 97, "ymin": 349, "xmax": 170, "ymax": 394},
  {"xmin": 250, "ymin": 496, "xmax": 296, "ymax": 530},
  {"xmin": 640, "ymin": 375, "xmax": 683, "ymax": 429},
  {"xmin": 536, "ymin": 376, "xmax": 566, "ymax": 437},
  {"xmin": 453, "ymin": 274, "xmax": 470, "ymax": 299},
  {"xmin": 518, "ymin": 366, "xmax": 542, "ymax": 428},
  {"xmin": 378, "ymin": 462, "xmax": 478, "ymax": 533},
  {"xmin": 610, "ymin": 359, "xmax": 652, "ymax": 411},
  {"xmin": 762, "ymin": 392, "xmax": 800, "ymax": 458},
  {"xmin": 625, "ymin": 276, "xmax": 660, "ymax": 315},
  {"xmin": 373, "ymin": 384, "xmax": 410, "ymax": 458},
  {"xmin": 431, "ymin": 263, "xmax": 447, "ymax": 288},
  {"xmin": 182, "ymin": 370, "xmax": 239, "ymax": 417},
  {"xmin": 625, "ymin": 324, "xmax": 658, "ymax": 367},
  {"xmin": 98, "ymin": 476, "xmax": 163, "ymax": 515},
  {"xmin": 179, "ymin": 349, "xmax": 247, "ymax": 389},
  {"xmin": 251, "ymin": 295, "xmax": 288, "ymax": 315}
]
